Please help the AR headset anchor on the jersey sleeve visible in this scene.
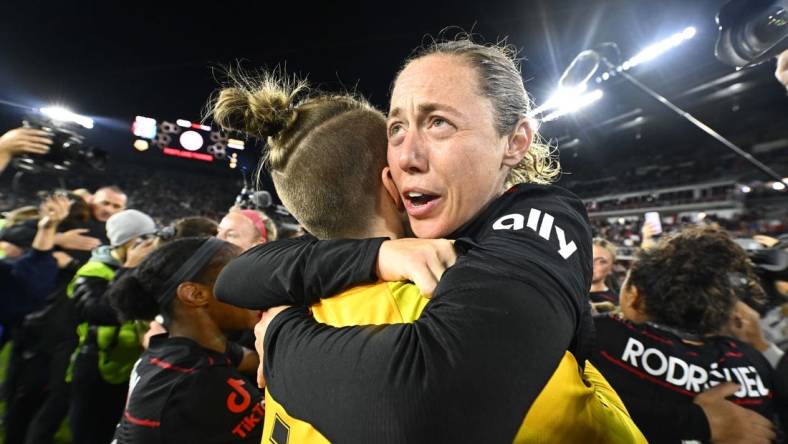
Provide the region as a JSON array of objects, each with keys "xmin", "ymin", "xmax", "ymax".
[
  {"xmin": 261, "ymin": 187, "xmax": 590, "ymax": 442},
  {"xmin": 161, "ymin": 367, "xmax": 265, "ymax": 444},
  {"xmin": 214, "ymin": 235, "xmax": 386, "ymax": 310}
]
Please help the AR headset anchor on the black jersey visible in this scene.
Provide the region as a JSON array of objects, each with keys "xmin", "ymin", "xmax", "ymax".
[
  {"xmin": 112, "ymin": 335, "xmax": 264, "ymax": 444},
  {"xmin": 591, "ymin": 313, "xmax": 779, "ymax": 443},
  {"xmin": 215, "ymin": 184, "xmax": 594, "ymax": 442}
]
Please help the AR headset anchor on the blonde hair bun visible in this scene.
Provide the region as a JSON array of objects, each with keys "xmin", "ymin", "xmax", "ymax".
[{"xmin": 211, "ymin": 71, "xmax": 306, "ymax": 140}]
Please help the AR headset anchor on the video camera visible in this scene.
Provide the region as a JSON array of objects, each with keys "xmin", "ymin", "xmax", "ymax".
[
  {"xmin": 735, "ymin": 237, "xmax": 788, "ymax": 311},
  {"xmin": 13, "ymin": 112, "xmax": 107, "ymax": 174},
  {"xmin": 716, "ymin": 0, "xmax": 788, "ymax": 68},
  {"xmin": 234, "ymin": 186, "xmax": 302, "ymax": 239}
]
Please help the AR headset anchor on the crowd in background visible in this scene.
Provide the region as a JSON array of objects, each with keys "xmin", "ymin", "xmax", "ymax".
[{"xmin": 0, "ymin": 39, "xmax": 786, "ymax": 444}]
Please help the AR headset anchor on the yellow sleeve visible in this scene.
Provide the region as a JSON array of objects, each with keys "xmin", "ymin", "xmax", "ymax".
[{"xmin": 387, "ymin": 281, "xmax": 429, "ymax": 322}]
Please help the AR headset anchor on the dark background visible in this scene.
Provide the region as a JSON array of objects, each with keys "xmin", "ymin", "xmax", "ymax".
[{"xmin": 1, "ymin": 0, "xmax": 785, "ymax": 201}]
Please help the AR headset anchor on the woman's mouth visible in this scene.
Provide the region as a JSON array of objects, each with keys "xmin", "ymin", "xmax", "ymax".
[{"xmin": 403, "ymin": 191, "xmax": 441, "ymax": 217}]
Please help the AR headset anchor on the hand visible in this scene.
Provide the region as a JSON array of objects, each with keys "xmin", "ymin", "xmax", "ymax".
[
  {"xmin": 752, "ymin": 234, "xmax": 779, "ymax": 249},
  {"xmin": 640, "ymin": 223, "xmax": 659, "ymax": 250},
  {"xmin": 728, "ymin": 301, "xmax": 770, "ymax": 352},
  {"xmin": 776, "ymin": 49, "xmax": 788, "ymax": 88},
  {"xmin": 51, "ymin": 251, "xmax": 74, "ymax": 269},
  {"xmin": 142, "ymin": 320, "xmax": 168, "ymax": 349},
  {"xmin": 38, "ymin": 194, "xmax": 71, "ymax": 229},
  {"xmin": 591, "ymin": 301, "xmax": 617, "ymax": 314},
  {"xmin": 53, "ymin": 228, "xmax": 102, "ymax": 251},
  {"xmin": 124, "ymin": 237, "xmax": 157, "ymax": 268},
  {"xmin": 253, "ymin": 305, "xmax": 292, "ymax": 389},
  {"xmin": 377, "ymin": 238, "xmax": 457, "ymax": 297},
  {"xmin": 0, "ymin": 127, "xmax": 52, "ymax": 158},
  {"xmin": 694, "ymin": 382, "xmax": 776, "ymax": 444}
]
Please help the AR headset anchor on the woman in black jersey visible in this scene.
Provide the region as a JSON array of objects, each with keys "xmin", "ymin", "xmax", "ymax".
[
  {"xmin": 591, "ymin": 227, "xmax": 782, "ymax": 444},
  {"xmin": 212, "ymin": 38, "xmax": 604, "ymax": 442},
  {"xmin": 108, "ymin": 237, "xmax": 263, "ymax": 444}
]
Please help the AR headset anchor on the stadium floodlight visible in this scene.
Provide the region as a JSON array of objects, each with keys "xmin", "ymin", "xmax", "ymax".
[
  {"xmin": 40, "ymin": 106, "xmax": 94, "ymax": 129},
  {"xmin": 541, "ymin": 89, "xmax": 604, "ymax": 122},
  {"xmin": 773, "ymin": 181, "xmax": 787, "ymax": 191},
  {"xmin": 620, "ymin": 27, "xmax": 697, "ymax": 71},
  {"xmin": 550, "ymin": 25, "xmax": 785, "ymax": 187}
]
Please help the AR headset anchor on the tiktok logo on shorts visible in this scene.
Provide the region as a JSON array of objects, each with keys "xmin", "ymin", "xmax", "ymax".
[
  {"xmin": 492, "ymin": 209, "xmax": 578, "ymax": 259},
  {"xmin": 227, "ymin": 378, "xmax": 265, "ymax": 439},
  {"xmin": 226, "ymin": 378, "xmax": 251, "ymax": 413}
]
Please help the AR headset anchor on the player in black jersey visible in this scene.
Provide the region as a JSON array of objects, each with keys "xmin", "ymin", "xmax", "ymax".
[
  {"xmin": 591, "ymin": 227, "xmax": 783, "ymax": 444},
  {"xmin": 108, "ymin": 237, "xmax": 263, "ymax": 444},
  {"xmin": 213, "ymin": 38, "xmax": 617, "ymax": 443}
]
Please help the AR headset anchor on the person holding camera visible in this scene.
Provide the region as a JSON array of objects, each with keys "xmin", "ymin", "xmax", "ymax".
[
  {"xmin": 66, "ymin": 209, "xmax": 157, "ymax": 444},
  {"xmin": 0, "ymin": 127, "xmax": 52, "ymax": 174}
]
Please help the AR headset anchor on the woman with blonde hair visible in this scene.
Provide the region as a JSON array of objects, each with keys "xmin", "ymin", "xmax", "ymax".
[{"xmin": 212, "ymin": 36, "xmax": 652, "ymax": 442}]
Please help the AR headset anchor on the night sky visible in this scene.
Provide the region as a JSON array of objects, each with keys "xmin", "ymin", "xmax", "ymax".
[{"xmin": 1, "ymin": 0, "xmax": 785, "ymax": 182}]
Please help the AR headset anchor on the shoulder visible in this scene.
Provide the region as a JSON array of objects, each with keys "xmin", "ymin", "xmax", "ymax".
[{"xmin": 465, "ymin": 184, "xmax": 591, "ymax": 263}]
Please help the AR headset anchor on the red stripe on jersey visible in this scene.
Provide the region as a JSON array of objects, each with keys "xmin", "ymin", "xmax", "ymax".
[
  {"xmin": 125, "ymin": 411, "xmax": 161, "ymax": 428},
  {"xmin": 733, "ymin": 398, "xmax": 764, "ymax": 406},
  {"xmin": 149, "ymin": 357, "xmax": 195, "ymax": 374}
]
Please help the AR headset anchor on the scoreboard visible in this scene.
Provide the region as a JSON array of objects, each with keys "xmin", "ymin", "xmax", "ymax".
[{"xmin": 131, "ymin": 116, "xmax": 245, "ymax": 169}]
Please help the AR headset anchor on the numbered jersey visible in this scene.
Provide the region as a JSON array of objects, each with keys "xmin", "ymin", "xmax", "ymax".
[{"xmin": 112, "ymin": 335, "xmax": 264, "ymax": 444}]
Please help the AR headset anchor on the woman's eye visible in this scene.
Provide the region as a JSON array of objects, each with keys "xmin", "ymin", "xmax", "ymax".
[{"xmin": 388, "ymin": 123, "xmax": 405, "ymax": 143}]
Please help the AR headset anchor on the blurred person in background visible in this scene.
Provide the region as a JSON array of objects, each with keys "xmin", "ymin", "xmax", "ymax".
[
  {"xmin": 0, "ymin": 195, "xmax": 73, "ymax": 343},
  {"xmin": 217, "ymin": 209, "xmax": 271, "ymax": 251},
  {"xmin": 3, "ymin": 186, "xmax": 119, "ymax": 444},
  {"xmin": 590, "ymin": 237, "xmax": 620, "ymax": 310},
  {"xmin": 67, "ymin": 209, "xmax": 157, "ymax": 444},
  {"xmin": 89, "ymin": 186, "xmax": 127, "ymax": 224},
  {"xmin": 591, "ymin": 227, "xmax": 784, "ymax": 443}
]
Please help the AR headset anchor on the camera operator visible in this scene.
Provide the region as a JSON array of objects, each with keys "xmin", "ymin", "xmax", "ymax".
[{"xmin": 0, "ymin": 127, "xmax": 52, "ymax": 174}]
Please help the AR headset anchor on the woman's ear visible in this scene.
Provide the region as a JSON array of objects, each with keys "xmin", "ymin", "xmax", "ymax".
[
  {"xmin": 381, "ymin": 166, "xmax": 403, "ymax": 211},
  {"xmin": 501, "ymin": 117, "xmax": 533, "ymax": 168}
]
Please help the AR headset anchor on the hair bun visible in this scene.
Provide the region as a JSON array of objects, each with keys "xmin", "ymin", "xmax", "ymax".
[{"xmin": 211, "ymin": 72, "xmax": 306, "ymax": 140}]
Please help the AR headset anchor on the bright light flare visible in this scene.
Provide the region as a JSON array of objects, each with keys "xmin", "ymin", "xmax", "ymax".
[
  {"xmin": 528, "ymin": 84, "xmax": 588, "ymax": 117},
  {"xmin": 621, "ymin": 26, "xmax": 696, "ymax": 71},
  {"xmin": 40, "ymin": 106, "xmax": 94, "ymax": 129},
  {"xmin": 541, "ymin": 89, "xmax": 604, "ymax": 122},
  {"xmin": 772, "ymin": 181, "xmax": 787, "ymax": 191}
]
